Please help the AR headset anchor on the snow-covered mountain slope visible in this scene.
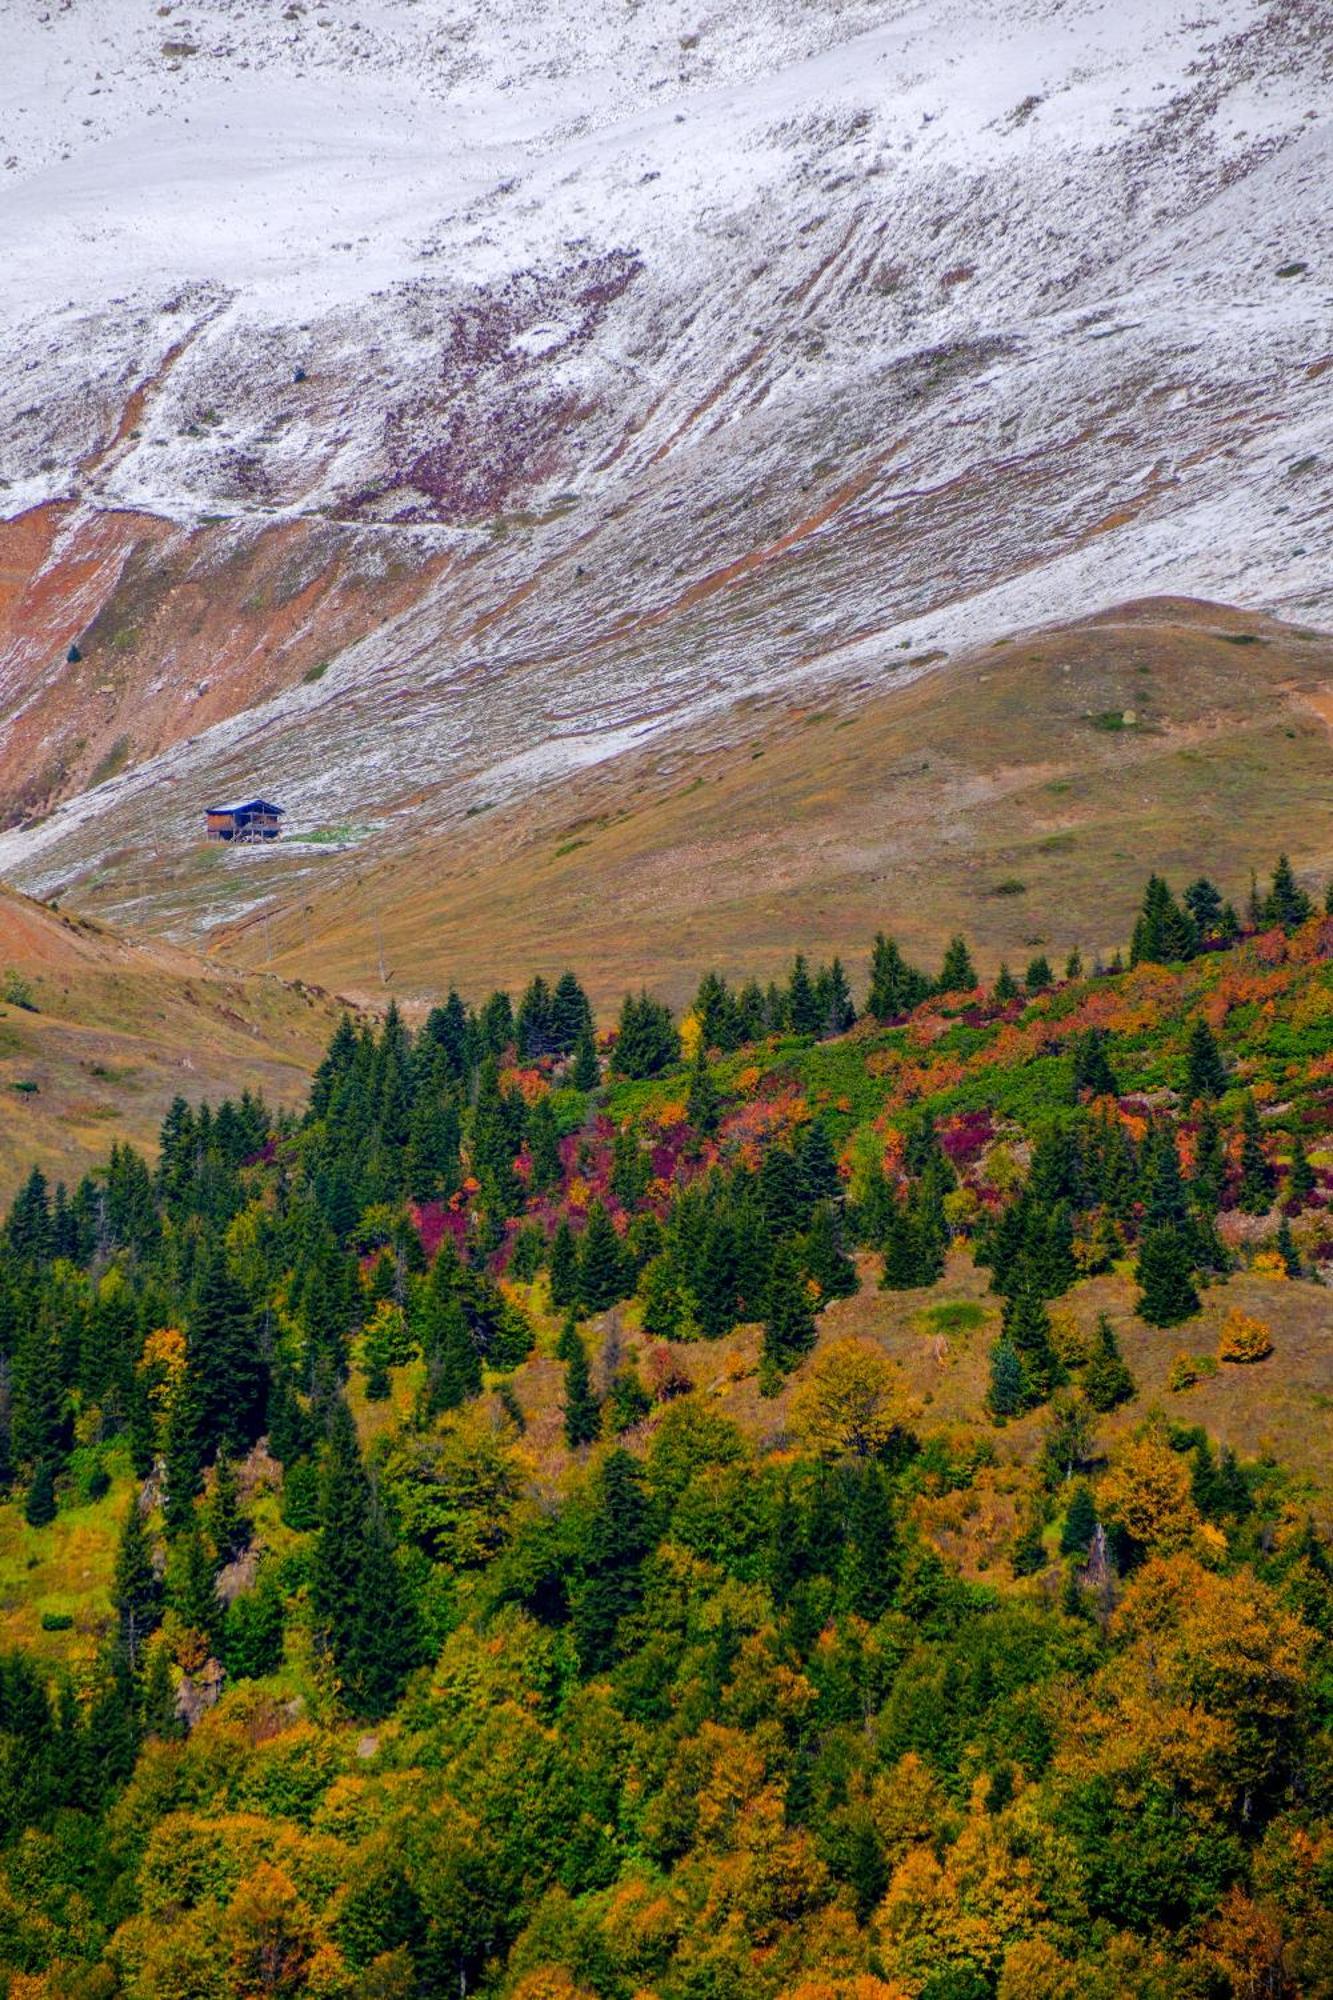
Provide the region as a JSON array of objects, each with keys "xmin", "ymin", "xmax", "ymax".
[{"xmin": 1, "ymin": 0, "xmax": 1330, "ymax": 934}]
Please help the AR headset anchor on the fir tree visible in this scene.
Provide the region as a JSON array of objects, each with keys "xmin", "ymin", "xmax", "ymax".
[
  {"xmin": 867, "ymin": 934, "xmax": 931, "ymax": 1021},
  {"xmin": 686, "ymin": 1048, "xmax": 722, "ymax": 1138},
  {"xmin": 205, "ymin": 1454, "xmax": 248, "ymax": 1564},
  {"xmin": 311, "ymin": 1400, "xmax": 417, "ymax": 1719},
  {"xmin": 24, "ymin": 1457, "xmax": 56, "ymax": 1527},
  {"xmin": 1265, "ymin": 853, "xmax": 1312, "ymax": 930},
  {"xmin": 579, "ymin": 1203, "xmax": 630, "ymax": 1315},
  {"xmin": 190, "ymin": 1245, "xmax": 266, "ymax": 1457},
  {"xmin": 1082, "ymin": 1314, "xmax": 1136, "ymax": 1412},
  {"xmin": 362, "ymin": 1309, "xmax": 394, "ymax": 1402},
  {"xmin": 1060, "ymin": 1481, "xmax": 1097, "ymax": 1557},
  {"xmin": 1184, "ymin": 1017, "xmax": 1226, "ymax": 1101},
  {"xmin": 760, "ymin": 1242, "xmax": 817, "ymax": 1390},
  {"xmin": 787, "ymin": 955, "xmax": 821, "ymax": 1037},
  {"xmin": 1183, "ymin": 876, "xmax": 1224, "ymax": 939},
  {"xmin": 1025, "ymin": 954, "xmax": 1053, "ymax": 993},
  {"xmin": 1237, "ymin": 1094, "xmax": 1274, "ymax": 1214},
  {"xmin": 569, "ymin": 1449, "xmax": 651, "ymax": 1672},
  {"xmin": 112, "ymin": 1497, "xmax": 161, "ymax": 1665},
  {"xmin": 611, "ymin": 992, "xmax": 679, "ymax": 1079},
  {"xmin": 527, "ymin": 1096, "xmax": 563, "ymax": 1195},
  {"xmin": 693, "ymin": 971, "xmax": 743, "ymax": 1054},
  {"xmin": 801, "ymin": 1204, "xmax": 859, "ymax": 1303},
  {"xmin": 1131, "ymin": 874, "xmax": 1197, "ymax": 965},
  {"xmin": 425, "ymin": 1297, "xmax": 481, "ymax": 1414},
  {"xmin": 563, "ymin": 1333, "xmax": 602, "ymax": 1449},
  {"xmin": 1287, "ymin": 1133, "xmax": 1316, "ymax": 1206},
  {"xmin": 170, "ymin": 1526, "xmax": 223, "ymax": 1655},
  {"xmin": 987, "ymin": 1338, "xmax": 1027, "ymax": 1419},
  {"xmin": 572, "ymin": 1025, "xmax": 601, "ymax": 1091},
  {"xmin": 839, "ymin": 1463, "xmax": 896, "ymax": 1620},
  {"xmin": 1071, "ymin": 1028, "xmax": 1118, "ymax": 1099},
  {"xmin": 552, "ymin": 971, "xmax": 594, "ymax": 1055},
  {"xmin": 1135, "ymin": 1225, "xmax": 1201, "ymax": 1326},
  {"xmin": 549, "ymin": 1219, "xmax": 580, "ymax": 1311},
  {"xmin": 1276, "ymin": 1216, "xmax": 1301, "ymax": 1278},
  {"xmin": 1191, "ymin": 1106, "xmax": 1227, "ymax": 1212},
  {"xmin": 993, "ymin": 962, "xmax": 1019, "ymax": 1004},
  {"xmin": 1002, "ymin": 1284, "xmax": 1064, "ymax": 1402},
  {"xmin": 936, "ymin": 935, "xmax": 977, "ymax": 995}
]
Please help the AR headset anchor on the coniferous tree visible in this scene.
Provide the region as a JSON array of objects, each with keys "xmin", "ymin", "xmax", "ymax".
[
  {"xmin": 163, "ymin": 1364, "xmax": 204, "ymax": 1535},
  {"xmin": 562, "ymin": 1327, "xmax": 601, "ymax": 1450},
  {"xmin": 1191, "ymin": 1106, "xmax": 1227, "ymax": 1213},
  {"xmin": 190, "ymin": 1245, "xmax": 266, "ymax": 1458},
  {"xmin": 801, "ymin": 1204, "xmax": 859, "ymax": 1303},
  {"xmin": 993, "ymin": 962, "xmax": 1019, "ymax": 1005},
  {"xmin": 787, "ymin": 955, "xmax": 821, "ymax": 1037},
  {"xmin": 572, "ymin": 1025, "xmax": 601, "ymax": 1092},
  {"xmin": 1060, "ymin": 1481, "xmax": 1098, "ymax": 1556},
  {"xmin": 692, "ymin": 971, "xmax": 743, "ymax": 1054},
  {"xmin": 551, "ymin": 971, "xmax": 594, "ymax": 1055},
  {"xmin": 867, "ymin": 934, "xmax": 931, "ymax": 1022},
  {"xmin": 1265, "ymin": 853, "xmax": 1312, "ymax": 930},
  {"xmin": 425, "ymin": 1297, "xmax": 481, "ymax": 1414},
  {"xmin": 1071, "ymin": 1028, "xmax": 1118, "ymax": 1098},
  {"xmin": 1183, "ymin": 876, "xmax": 1224, "ymax": 939},
  {"xmin": 1276, "ymin": 1216, "xmax": 1301, "ymax": 1278},
  {"xmin": 24, "ymin": 1457, "xmax": 56, "ymax": 1527},
  {"xmin": 1002, "ymin": 1284, "xmax": 1064, "ymax": 1402},
  {"xmin": 611, "ymin": 992, "xmax": 679, "ymax": 1079},
  {"xmin": 112, "ymin": 1498, "xmax": 161, "ymax": 1666},
  {"xmin": 936, "ymin": 935, "xmax": 977, "ymax": 995},
  {"xmin": 839, "ymin": 1463, "xmax": 896, "ymax": 1619},
  {"xmin": 570, "ymin": 1449, "xmax": 650, "ymax": 1673},
  {"xmin": 987, "ymin": 1338, "xmax": 1027, "ymax": 1420},
  {"xmin": 1131, "ymin": 874, "xmax": 1197, "ymax": 965},
  {"xmin": 1286, "ymin": 1134, "xmax": 1316, "ymax": 1206},
  {"xmin": 549, "ymin": 1219, "xmax": 580, "ymax": 1312},
  {"xmin": 579, "ymin": 1203, "xmax": 630, "ymax": 1315},
  {"xmin": 1135, "ymin": 1224, "xmax": 1201, "ymax": 1325},
  {"xmin": 760, "ymin": 1242, "xmax": 817, "ymax": 1390},
  {"xmin": 205, "ymin": 1454, "xmax": 248, "ymax": 1564},
  {"xmin": 1184, "ymin": 1017, "xmax": 1226, "ymax": 1101},
  {"xmin": 527, "ymin": 1096, "xmax": 563, "ymax": 1195},
  {"xmin": 170, "ymin": 1526, "xmax": 223, "ymax": 1655},
  {"xmin": 362, "ymin": 1309, "xmax": 394, "ymax": 1402},
  {"xmin": 880, "ymin": 1199, "xmax": 924, "ymax": 1291},
  {"xmin": 1082, "ymin": 1313, "xmax": 1136, "ymax": 1412},
  {"xmin": 1025, "ymin": 954, "xmax": 1053, "ymax": 993},
  {"xmin": 1238, "ymin": 1093, "xmax": 1274, "ymax": 1214},
  {"xmin": 310, "ymin": 1400, "xmax": 417, "ymax": 1719},
  {"xmin": 686, "ymin": 1048, "xmax": 723, "ymax": 1138},
  {"xmin": 818, "ymin": 957, "xmax": 856, "ymax": 1036}
]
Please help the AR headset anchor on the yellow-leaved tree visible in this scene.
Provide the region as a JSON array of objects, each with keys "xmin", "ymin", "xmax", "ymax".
[{"xmin": 789, "ymin": 1339, "xmax": 905, "ymax": 1460}]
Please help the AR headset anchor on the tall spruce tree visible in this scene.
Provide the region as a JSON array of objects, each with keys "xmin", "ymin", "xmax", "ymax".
[
  {"xmin": 1184, "ymin": 1017, "xmax": 1226, "ymax": 1101},
  {"xmin": 311, "ymin": 1400, "xmax": 417, "ymax": 1719},
  {"xmin": 760, "ymin": 1242, "xmax": 817, "ymax": 1390},
  {"xmin": 1082, "ymin": 1314, "xmax": 1136, "ymax": 1411},
  {"xmin": 1237, "ymin": 1094, "xmax": 1274, "ymax": 1214},
  {"xmin": 1135, "ymin": 1225, "xmax": 1201, "ymax": 1326},
  {"xmin": 561, "ymin": 1325, "xmax": 601, "ymax": 1450}
]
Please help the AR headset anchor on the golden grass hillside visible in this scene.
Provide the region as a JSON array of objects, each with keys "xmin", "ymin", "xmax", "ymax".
[
  {"xmin": 0, "ymin": 884, "xmax": 350, "ymax": 1201},
  {"xmin": 209, "ymin": 597, "xmax": 1333, "ymax": 1007}
]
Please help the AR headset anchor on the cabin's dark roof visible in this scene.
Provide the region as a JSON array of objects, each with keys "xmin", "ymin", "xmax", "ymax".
[{"xmin": 204, "ymin": 798, "xmax": 286, "ymax": 817}]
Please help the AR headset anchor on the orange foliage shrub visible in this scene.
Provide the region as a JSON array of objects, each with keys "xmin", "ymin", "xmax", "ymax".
[{"xmin": 1218, "ymin": 1309, "xmax": 1274, "ymax": 1363}]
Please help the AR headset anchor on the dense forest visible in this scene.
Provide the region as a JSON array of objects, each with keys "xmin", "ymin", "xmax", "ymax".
[{"xmin": 0, "ymin": 855, "xmax": 1331, "ymax": 1997}]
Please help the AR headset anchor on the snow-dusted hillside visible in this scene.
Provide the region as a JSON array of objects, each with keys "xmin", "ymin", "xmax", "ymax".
[{"xmin": 1, "ymin": 0, "xmax": 1331, "ymax": 921}]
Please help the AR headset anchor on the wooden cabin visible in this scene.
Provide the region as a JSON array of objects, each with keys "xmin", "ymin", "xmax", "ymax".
[{"xmin": 204, "ymin": 798, "xmax": 285, "ymax": 842}]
